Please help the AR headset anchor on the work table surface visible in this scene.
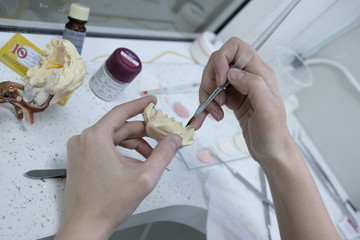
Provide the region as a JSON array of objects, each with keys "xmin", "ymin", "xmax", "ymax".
[{"xmin": 0, "ymin": 32, "xmax": 353, "ymax": 240}]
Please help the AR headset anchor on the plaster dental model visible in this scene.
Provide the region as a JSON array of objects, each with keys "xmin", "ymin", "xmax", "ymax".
[
  {"xmin": 23, "ymin": 39, "xmax": 86, "ymax": 105},
  {"xmin": 143, "ymin": 103, "xmax": 195, "ymax": 147}
]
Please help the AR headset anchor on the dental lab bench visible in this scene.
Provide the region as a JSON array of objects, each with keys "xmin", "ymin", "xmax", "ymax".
[{"xmin": 0, "ymin": 32, "xmax": 358, "ymax": 240}]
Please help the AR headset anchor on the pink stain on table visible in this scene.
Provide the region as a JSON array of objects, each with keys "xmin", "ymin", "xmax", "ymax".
[
  {"xmin": 197, "ymin": 148, "xmax": 217, "ymax": 164},
  {"xmin": 173, "ymin": 102, "xmax": 189, "ymax": 118}
]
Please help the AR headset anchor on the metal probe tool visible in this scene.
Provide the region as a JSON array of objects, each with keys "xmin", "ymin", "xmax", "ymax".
[
  {"xmin": 260, "ymin": 167, "xmax": 273, "ymax": 240},
  {"xmin": 211, "ymin": 150, "xmax": 274, "ymax": 208},
  {"xmin": 186, "ymin": 0, "xmax": 301, "ymax": 127}
]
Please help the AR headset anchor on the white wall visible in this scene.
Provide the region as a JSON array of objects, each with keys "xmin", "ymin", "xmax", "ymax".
[
  {"xmin": 295, "ymin": 25, "xmax": 360, "ymax": 209},
  {"xmin": 217, "ymin": 0, "xmax": 336, "ymax": 59}
]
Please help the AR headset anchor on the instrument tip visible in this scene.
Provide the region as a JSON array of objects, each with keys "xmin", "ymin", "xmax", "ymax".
[{"xmin": 186, "ymin": 116, "xmax": 195, "ymax": 127}]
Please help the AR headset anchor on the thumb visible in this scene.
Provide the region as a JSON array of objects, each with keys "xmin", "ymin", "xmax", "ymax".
[
  {"xmin": 227, "ymin": 68, "xmax": 247, "ymax": 94},
  {"xmin": 228, "ymin": 68, "xmax": 272, "ymax": 99},
  {"xmin": 144, "ymin": 134, "xmax": 182, "ymax": 176}
]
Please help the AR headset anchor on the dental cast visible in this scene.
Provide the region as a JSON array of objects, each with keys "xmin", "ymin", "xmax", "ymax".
[
  {"xmin": 23, "ymin": 39, "xmax": 86, "ymax": 105},
  {"xmin": 143, "ymin": 103, "xmax": 195, "ymax": 147}
]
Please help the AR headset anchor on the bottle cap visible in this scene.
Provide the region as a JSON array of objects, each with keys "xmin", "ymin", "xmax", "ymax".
[
  {"xmin": 68, "ymin": 3, "xmax": 90, "ymax": 21},
  {"xmin": 106, "ymin": 48, "xmax": 142, "ymax": 83}
]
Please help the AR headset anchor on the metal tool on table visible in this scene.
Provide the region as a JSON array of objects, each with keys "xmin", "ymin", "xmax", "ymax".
[
  {"xmin": 259, "ymin": 167, "xmax": 272, "ymax": 240},
  {"xmin": 24, "ymin": 168, "xmax": 67, "ymax": 180},
  {"xmin": 294, "ymin": 130, "xmax": 359, "ymax": 229},
  {"xmin": 24, "ymin": 166, "xmax": 170, "ymax": 180},
  {"xmin": 186, "ymin": 0, "xmax": 301, "ymax": 127},
  {"xmin": 209, "ymin": 150, "xmax": 274, "ymax": 208}
]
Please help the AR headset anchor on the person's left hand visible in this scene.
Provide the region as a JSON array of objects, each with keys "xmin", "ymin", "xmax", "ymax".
[{"xmin": 55, "ymin": 96, "xmax": 182, "ymax": 240}]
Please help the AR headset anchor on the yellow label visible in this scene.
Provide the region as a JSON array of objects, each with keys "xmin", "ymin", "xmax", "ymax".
[
  {"xmin": 57, "ymin": 92, "xmax": 73, "ymax": 106},
  {"xmin": 0, "ymin": 33, "xmax": 43, "ymax": 76}
]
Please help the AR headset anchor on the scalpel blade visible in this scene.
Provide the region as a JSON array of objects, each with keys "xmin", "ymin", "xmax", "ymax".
[{"xmin": 24, "ymin": 169, "xmax": 67, "ymax": 180}]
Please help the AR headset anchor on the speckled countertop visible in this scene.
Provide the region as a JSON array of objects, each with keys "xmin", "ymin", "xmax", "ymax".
[
  {"xmin": 0, "ymin": 32, "xmax": 355, "ymax": 240},
  {"xmin": 0, "ymin": 31, "xmax": 208, "ymax": 239},
  {"xmin": 0, "ymin": 57, "xmax": 209, "ymax": 239}
]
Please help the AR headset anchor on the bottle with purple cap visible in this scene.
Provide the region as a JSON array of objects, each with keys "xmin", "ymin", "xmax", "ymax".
[{"xmin": 89, "ymin": 48, "xmax": 142, "ymax": 101}]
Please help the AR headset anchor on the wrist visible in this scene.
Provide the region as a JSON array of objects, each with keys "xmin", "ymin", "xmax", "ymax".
[
  {"xmin": 55, "ymin": 217, "xmax": 115, "ymax": 240},
  {"xmin": 259, "ymin": 137, "xmax": 306, "ymax": 179}
]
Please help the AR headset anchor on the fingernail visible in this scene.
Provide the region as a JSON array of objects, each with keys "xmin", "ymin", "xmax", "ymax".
[
  {"xmin": 211, "ymin": 111, "xmax": 221, "ymax": 121},
  {"xmin": 228, "ymin": 69, "xmax": 244, "ymax": 82},
  {"xmin": 170, "ymin": 134, "xmax": 182, "ymax": 150}
]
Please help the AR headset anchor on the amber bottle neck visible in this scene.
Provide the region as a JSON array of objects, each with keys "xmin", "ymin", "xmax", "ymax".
[{"xmin": 65, "ymin": 17, "xmax": 87, "ymax": 32}]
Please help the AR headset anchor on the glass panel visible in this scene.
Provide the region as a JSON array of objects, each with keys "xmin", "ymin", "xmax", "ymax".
[{"xmin": 0, "ymin": 0, "xmax": 249, "ymax": 39}]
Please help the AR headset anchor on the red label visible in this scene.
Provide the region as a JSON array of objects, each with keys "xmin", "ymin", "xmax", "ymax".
[{"xmin": 11, "ymin": 43, "xmax": 28, "ymax": 58}]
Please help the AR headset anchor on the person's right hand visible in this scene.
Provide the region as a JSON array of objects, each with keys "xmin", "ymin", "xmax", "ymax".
[
  {"xmin": 193, "ymin": 38, "xmax": 342, "ymax": 240},
  {"xmin": 191, "ymin": 37, "xmax": 294, "ymax": 164}
]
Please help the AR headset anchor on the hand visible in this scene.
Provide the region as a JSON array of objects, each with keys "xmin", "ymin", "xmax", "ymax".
[
  {"xmin": 192, "ymin": 37, "xmax": 292, "ymax": 163},
  {"xmin": 192, "ymin": 37, "xmax": 341, "ymax": 240},
  {"xmin": 55, "ymin": 96, "xmax": 182, "ymax": 240}
]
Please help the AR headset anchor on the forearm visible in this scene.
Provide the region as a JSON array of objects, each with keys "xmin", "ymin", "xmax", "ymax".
[{"xmin": 260, "ymin": 140, "xmax": 341, "ymax": 240}]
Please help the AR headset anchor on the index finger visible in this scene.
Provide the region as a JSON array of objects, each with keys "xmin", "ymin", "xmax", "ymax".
[{"xmin": 96, "ymin": 95, "xmax": 157, "ymax": 131}]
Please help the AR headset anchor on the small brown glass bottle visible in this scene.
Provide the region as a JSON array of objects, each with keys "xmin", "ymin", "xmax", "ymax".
[{"xmin": 63, "ymin": 3, "xmax": 90, "ymax": 54}]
